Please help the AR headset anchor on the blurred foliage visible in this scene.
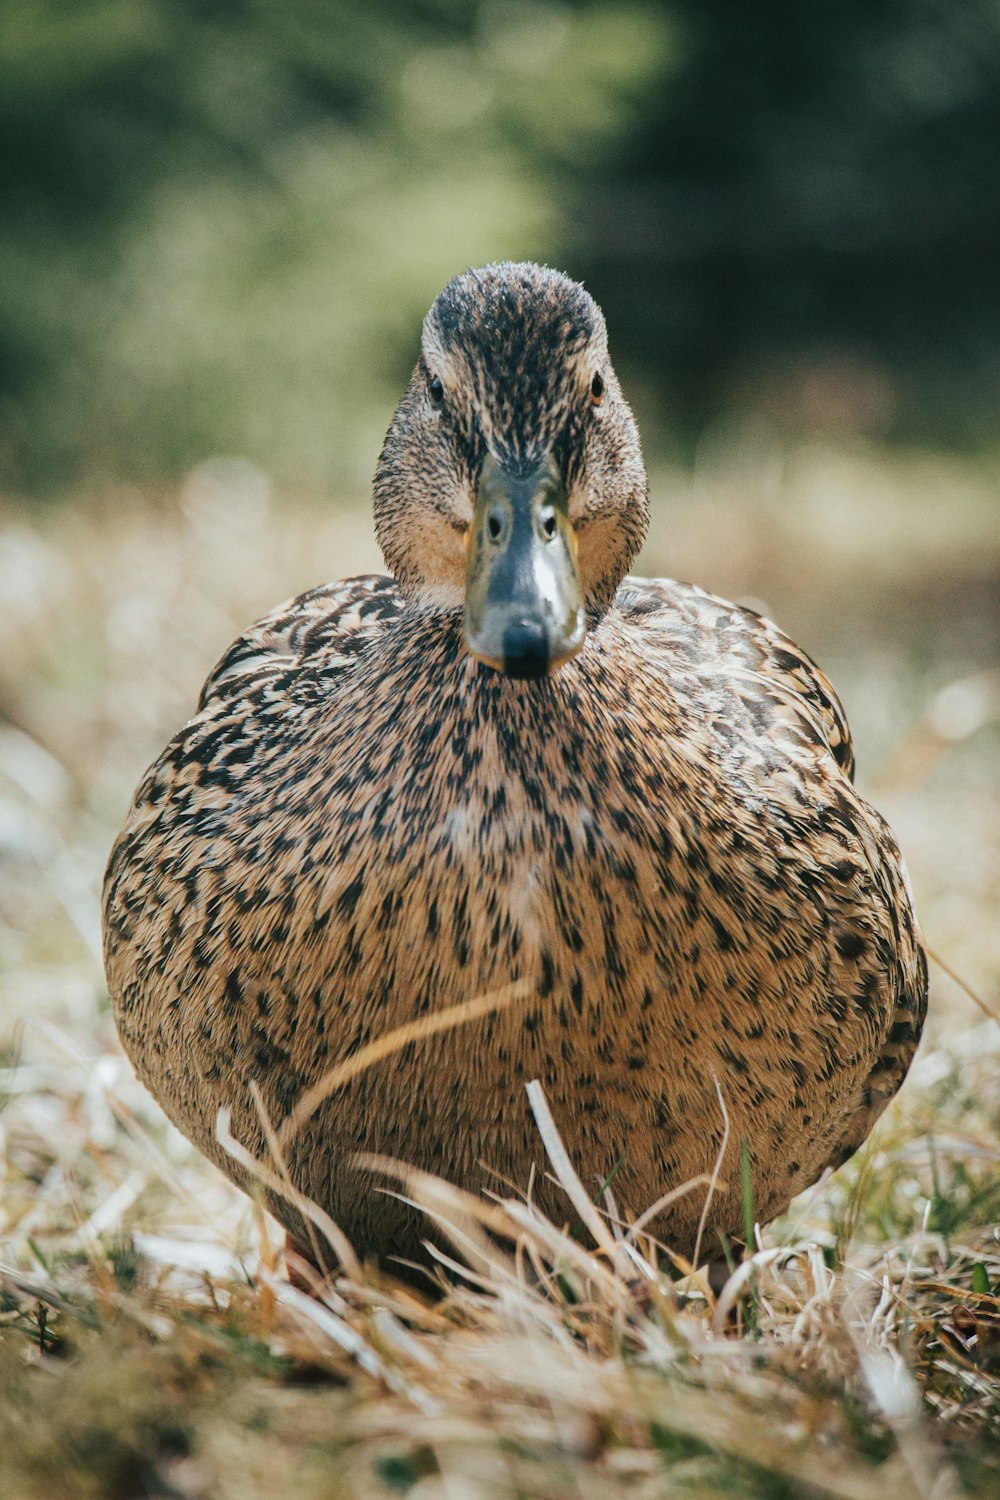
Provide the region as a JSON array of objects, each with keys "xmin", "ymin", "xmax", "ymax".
[
  {"xmin": 573, "ymin": 0, "xmax": 1000, "ymax": 453},
  {"xmin": 0, "ymin": 0, "xmax": 667, "ymax": 491},
  {"xmin": 1, "ymin": 1, "xmax": 999, "ymax": 493}
]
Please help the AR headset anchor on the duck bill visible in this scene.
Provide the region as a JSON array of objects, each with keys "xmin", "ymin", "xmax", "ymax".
[{"xmin": 464, "ymin": 453, "xmax": 586, "ymax": 679}]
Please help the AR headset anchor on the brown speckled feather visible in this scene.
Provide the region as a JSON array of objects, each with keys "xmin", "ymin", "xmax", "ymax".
[
  {"xmin": 104, "ymin": 572, "xmax": 925, "ymax": 1265},
  {"xmin": 103, "ymin": 263, "xmax": 926, "ymax": 1272},
  {"xmin": 197, "ymin": 576, "xmax": 404, "ymax": 712}
]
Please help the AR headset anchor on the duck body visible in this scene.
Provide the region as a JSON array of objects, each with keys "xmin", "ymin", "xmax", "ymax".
[
  {"xmin": 104, "ymin": 571, "xmax": 925, "ymax": 1266},
  {"xmin": 103, "ymin": 262, "xmax": 926, "ymax": 1271}
]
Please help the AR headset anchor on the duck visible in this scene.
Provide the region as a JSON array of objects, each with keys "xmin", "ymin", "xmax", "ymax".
[{"xmin": 102, "ymin": 261, "xmax": 927, "ymax": 1278}]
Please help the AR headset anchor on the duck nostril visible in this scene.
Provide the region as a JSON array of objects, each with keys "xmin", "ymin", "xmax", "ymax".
[{"xmin": 486, "ymin": 509, "xmax": 504, "ymax": 542}]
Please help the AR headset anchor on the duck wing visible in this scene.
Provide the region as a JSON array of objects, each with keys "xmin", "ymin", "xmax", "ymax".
[
  {"xmin": 616, "ymin": 574, "xmax": 926, "ymax": 1159},
  {"xmin": 616, "ymin": 575, "xmax": 855, "ymax": 779},
  {"xmin": 197, "ymin": 574, "xmax": 405, "ymax": 713}
]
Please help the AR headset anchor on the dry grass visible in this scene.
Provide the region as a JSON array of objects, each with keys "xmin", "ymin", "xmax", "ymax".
[{"xmin": 1, "ymin": 444, "xmax": 999, "ymax": 1498}]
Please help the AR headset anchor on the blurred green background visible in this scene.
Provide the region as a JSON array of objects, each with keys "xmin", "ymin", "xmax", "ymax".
[{"xmin": 3, "ymin": 0, "xmax": 1000, "ymax": 494}]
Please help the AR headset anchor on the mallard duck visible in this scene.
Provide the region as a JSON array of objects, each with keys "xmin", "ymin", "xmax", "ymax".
[{"xmin": 103, "ymin": 262, "xmax": 927, "ymax": 1275}]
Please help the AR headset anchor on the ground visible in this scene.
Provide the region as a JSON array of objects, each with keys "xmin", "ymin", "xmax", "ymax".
[{"xmin": 1, "ymin": 442, "xmax": 999, "ymax": 1498}]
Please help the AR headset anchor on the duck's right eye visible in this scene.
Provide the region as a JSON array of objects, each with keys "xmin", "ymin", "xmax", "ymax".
[{"xmin": 428, "ymin": 375, "xmax": 444, "ymax": 406}]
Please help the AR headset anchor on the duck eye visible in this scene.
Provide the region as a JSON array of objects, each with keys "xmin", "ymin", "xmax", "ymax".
[
  {"xmin": 590, "ymin": 371, "xmax": 605, "ymax": 405},
  {"xmin": 428, "ymin": 374, "xmax": 444, "ymax": 407}
]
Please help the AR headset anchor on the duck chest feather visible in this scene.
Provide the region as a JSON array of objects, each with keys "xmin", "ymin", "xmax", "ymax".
[{"xmin": 104, "ymin": 596, "xmax": 924, "ymax": 1261}]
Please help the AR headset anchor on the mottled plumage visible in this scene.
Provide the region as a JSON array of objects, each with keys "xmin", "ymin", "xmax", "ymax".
[{"xmin": 103, "ymin": 263, "xmax": 926, "ymax": 1272}]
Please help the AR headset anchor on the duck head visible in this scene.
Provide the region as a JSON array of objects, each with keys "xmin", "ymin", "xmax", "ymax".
[{"xmin": 374, "ymin": 262, "xmax": 649, "ymax": 679}]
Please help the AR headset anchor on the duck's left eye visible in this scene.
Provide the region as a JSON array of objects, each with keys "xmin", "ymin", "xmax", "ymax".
[
  {"xmin": 428, "ymin": 374, "xmax": 445, "ymax": 406},
  {"xmin": 590, "ymin": 371, "xmax": 605, "ymax": 405}
]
